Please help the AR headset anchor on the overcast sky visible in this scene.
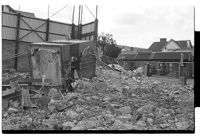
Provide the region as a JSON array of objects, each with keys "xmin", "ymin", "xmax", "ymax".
[{"xmin": 1, "ymin": 0, "xmax": 197, "ymax": 48}]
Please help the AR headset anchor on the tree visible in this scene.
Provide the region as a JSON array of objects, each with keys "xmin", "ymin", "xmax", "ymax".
[{"xmin": 97, "ymin": 33, "xmax": 121, "ymax": 58}]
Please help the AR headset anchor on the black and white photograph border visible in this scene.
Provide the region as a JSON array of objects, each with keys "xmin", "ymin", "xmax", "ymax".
[{"xmin": 0, "ymin": 0, "xmax": 199, "ymax": 134}]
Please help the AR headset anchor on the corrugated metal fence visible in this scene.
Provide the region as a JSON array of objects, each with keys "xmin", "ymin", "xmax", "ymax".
[{"xmin": 2, "ymin": 11, "xmax": 98, "ymax": 71}]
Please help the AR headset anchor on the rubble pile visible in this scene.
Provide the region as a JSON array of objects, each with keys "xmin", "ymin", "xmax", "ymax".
[{"xmin": 2, "ymin": 66, "xmax": 194, "ymax": 130}]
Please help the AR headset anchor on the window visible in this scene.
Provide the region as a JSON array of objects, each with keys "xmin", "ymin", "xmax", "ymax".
[
  {"xmin": 169, "ymin": 63, "xmax": 173, "ymax": 72},
  {"xmin": 157, "ymin": 63, "xmax": 162, "ymax": 70}
]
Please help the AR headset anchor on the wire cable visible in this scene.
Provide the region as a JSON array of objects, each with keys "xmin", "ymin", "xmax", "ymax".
[
  {"xmin": 49, "ymin": 2, "xmax": 71, "ymax": 18},
  {"xmin": 3, "ymin": 51, "xmax": 29, "ymax": 61},
  {"xmin": 85, "ymin": 5, "xmax": 95, "ymax": 19}
]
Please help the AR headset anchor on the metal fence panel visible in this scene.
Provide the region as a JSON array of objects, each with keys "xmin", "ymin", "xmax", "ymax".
[
  {"xmin": 19, "ymin": 30, "xmax": 45, "ymax": 42},
  {"xmin": 49, "ymin": 21, "xmax": 72, "ymax": 35},
  {"xmin": 48, "ymin": 34, "xmax": 66, "ymax": 41},
  {"xmin": 80, "ymin": 55, "xmax": 96, "ymax": 79},
  {"xmin": 2, "ymin": 27, "xmax": 16, "ymax": 40},
  {"xmin": 82, "ymin": 22, "xmax": 95, "ymax": 34},
  {"xmin": 2, "ymin": 13, "xmax": 17, "ymax": 27},
  {"xmin": 20, "ymin": 16, "xmax": 46, "ymax": 32}
]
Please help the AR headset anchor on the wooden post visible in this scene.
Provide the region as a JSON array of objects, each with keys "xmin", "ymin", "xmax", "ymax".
[
  {"xmin": 72, "ymin": 5, "xmax": 75, "ymax": 24},
  {"xmin": 28, "ymin": 50, "xmax": 33, "ymax": 78},
  {"xmin": 48, "ymin": 5, "xmax": 50, "ymax": 18},
  {"xmin": 46, "ymin": 18, "xmax": 50, "ymax": 41},
  {"xmin": 94, "ymin": 19, "xmax": 98, "ymax": 55},
  {"xmin": 93, "ymin": 18, "xmax": 98, "ymax": 78},
  {"xmin": 96, "ymin": 5, "xmax": 98, "ymax": 19},
  {"xmin": 78, "ymin": 5, "xmax": 81, "ymax": 25},
  {"xmin": 179, "ymin": 53, "xmax": 184, "ymax": 78},
  {"xmin": 14, "ymin": 13, "xmax": 21, "ymax": 70},
  {"xmin": 71, "ymin": 5, "xmax": 75, "ymax": 39},
  {"xmin": 78, "ymin": 25, "xmax": 81, "ymax": 39},
  {"xmin": 179, "ymin": 63, "xmax": 181, "ymax": 78},
  {"xmin": 94, "ymin": 5, "xmax": 98, "ymax": 55},
  {"xmin": 78, "ymin": 5, "xmax": 83, "ymax": 40},
  {"xmin": 77, "ymin": 5, "xmax": 81, "ymax": 39},
  {"xmin": 80, "ymin": 5, "xmax": 83, "ymax": 24},
  {"xmin": 71, "ymin": 23, "xmax": 75, "ymax": 39}
]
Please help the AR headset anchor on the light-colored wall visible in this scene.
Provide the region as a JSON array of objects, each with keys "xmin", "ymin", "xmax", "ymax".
[
  {"xmin": 3, "ymin": 6, "xmax": 10, "ymax": 12},
  {"xmin": 162, "ymin": 40, "xmax": 180, "ymax": 52}
]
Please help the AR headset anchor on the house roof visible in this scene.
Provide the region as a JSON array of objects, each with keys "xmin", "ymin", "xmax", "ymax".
[
  {"xmin": 118, "ymin": 51, "xmax": 193, "ymax": 62},
  {"xmin": 118, "ymin": 51, "xmax": 152, "ymax": 61},
  {"xmin": 148, "ymin": 39, "xmax": 192, "ymax": 52},
  {"xmin": 134, "ymin": 51, "xmax": 152, "ymax": 60},
  {"xmin": 117, "ymin": 51, "xmax": 137, "ymax": 60},
  {"xmin": 176, "ymin": 40, "xmax": 192, "ymax": 49},
  {"xmin": 148, "ymin": 41, "xmax": 167, "ymax": 52},
  {"xmin": 151, "ymin": 52, "xmax": 192, "ymax": 61}
]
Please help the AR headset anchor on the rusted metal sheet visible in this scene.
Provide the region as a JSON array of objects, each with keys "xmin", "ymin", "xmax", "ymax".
[
  {"xmin": 49, "ymin": 21, "xmax": 72, "ymax": 35},
  {"xmin": 2, "ymin": 12, "xmax": 17, "ymax": 27},
  {"xmin": 2, "ymin": 27, "xmax": 16, "ymax": 40}
]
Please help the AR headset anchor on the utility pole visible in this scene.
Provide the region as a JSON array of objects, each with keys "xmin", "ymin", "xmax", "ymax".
[
  {"xmin": 78, "ymin": 5, "xmax": 81, "ymax": 25},
  {"xmin": 15, "ymin": 13, "xmax": 21, "ymax": 70},
  {"xmin": 80, "ymin": 5, "xmax": 83, "ymax": 24},
  {"xmin": 96, "ymin": 5, "xmax": 98, "ymax": 19},
  {"xmin": 48, "ymin": 5, "xmax": 50, "ymax": 18},
  {"xmin": 78, "ymin": 5, "xmax": 83, "ymax": 39},
  {"xmin": 72, "ymin": 5, "xmax": 75, "ymax": 24},
  {"xmin": 94, "ymin": 5, "xmax": 98, "ymax": 54}
]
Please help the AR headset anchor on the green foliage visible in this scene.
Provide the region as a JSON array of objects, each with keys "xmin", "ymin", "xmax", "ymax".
[{"xmin": 97, "ymin": 33, "xmax": 121, "ymax": 58}]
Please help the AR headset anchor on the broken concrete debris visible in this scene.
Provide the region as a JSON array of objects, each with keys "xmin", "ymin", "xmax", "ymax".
[{"xmin": 2, "ymin": 66, "xmax": 194, "ymax": 130}]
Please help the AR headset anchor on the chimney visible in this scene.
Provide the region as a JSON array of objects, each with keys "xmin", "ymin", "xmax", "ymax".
[
  {"xmin": 160, "ymin": 38, "xmax": 167, "ymax": 42},
  {"xmin": 130, "ymin": 47, "xmax": 134, "ymax": 51},
  {"xmin": 187, "ymin": 40, "xmax": 191, "ymax": 48}
]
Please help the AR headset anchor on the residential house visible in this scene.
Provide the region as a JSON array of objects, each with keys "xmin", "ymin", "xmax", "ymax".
[
  {"xmin": 117, "ymin": 46, "xmax": 148, "ymax": 70},
  {"xmin": 118, "ymin": 51, "xmax": 193, "ymax": 78},
  {"xmin": 117, "ymin": 38, "xmax": 194, "ymax": 78},
  {"xmin": 148, "ymin": 38, "xmax": 193, "ymax": 52},
  {"xmin": 118, "ymin": 51, "xmax": 138, "ymax": 71}
]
